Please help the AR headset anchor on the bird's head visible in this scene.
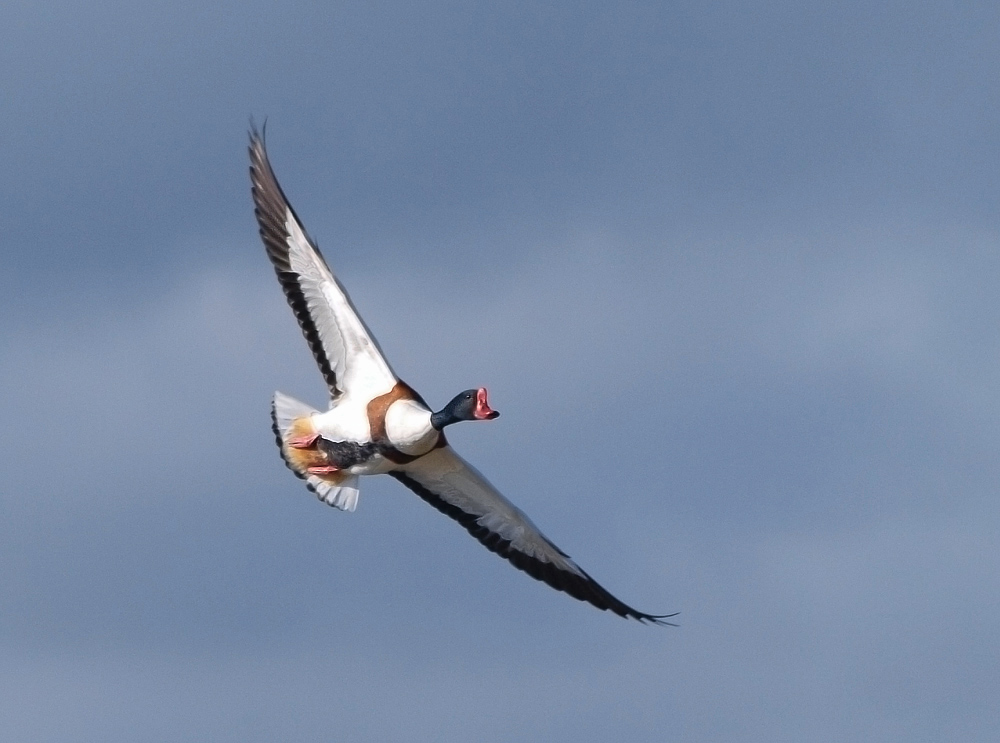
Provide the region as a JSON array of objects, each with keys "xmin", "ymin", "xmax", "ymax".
[{"xmin": 431, "ymin": 388, "xmax": 500, "ymax": 430}]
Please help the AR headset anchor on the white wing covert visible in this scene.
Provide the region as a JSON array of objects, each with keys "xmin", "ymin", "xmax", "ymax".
[{"xmin": 249, "ymin": 130, "xmax": 397, "ymax": 401}]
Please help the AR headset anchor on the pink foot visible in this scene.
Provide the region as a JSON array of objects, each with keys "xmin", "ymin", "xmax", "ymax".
[
  {"xmin": 288, "ymin": 433, "xmax": 319, "ymax": 449},
  {"xmin": 307, "ymin": 465, "xmax": 340, "ymax": 475}
]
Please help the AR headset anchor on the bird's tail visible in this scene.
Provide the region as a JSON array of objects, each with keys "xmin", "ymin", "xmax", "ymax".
[{"xmin": 271, "ymin": 391, "xmax": 361, "ymax": 512}]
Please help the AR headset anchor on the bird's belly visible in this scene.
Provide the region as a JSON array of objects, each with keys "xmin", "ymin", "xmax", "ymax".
[
  {"xmin": 304, "ymin": 397, "xmax": 435, "ymax": 474},
  {"xmin": 312, "ymin": 401, "xmax": 372, "ymax": 443},
  {"xmin": 305, "ymin": 401, "xmax": 392, "ymax": 474}
]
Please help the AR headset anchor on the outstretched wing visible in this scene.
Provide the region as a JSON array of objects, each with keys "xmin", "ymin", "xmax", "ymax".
[
  {"xmin": 249, "ymin": 128, "xmax": 397, "ymax": 402},
  {"xmin": 390, "ymin": 447, "xmax": 675, "ymax": 624}
]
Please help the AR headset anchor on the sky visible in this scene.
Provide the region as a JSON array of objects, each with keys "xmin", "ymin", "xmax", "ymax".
[{"xmin": 2, "ymin": 1, "xmax": 999, "ymax": 740}]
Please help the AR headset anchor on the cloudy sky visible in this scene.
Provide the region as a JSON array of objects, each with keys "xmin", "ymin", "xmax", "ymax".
[{"xmin": 3, "ymin": 1, "xmax": 999, "ymax": 740}]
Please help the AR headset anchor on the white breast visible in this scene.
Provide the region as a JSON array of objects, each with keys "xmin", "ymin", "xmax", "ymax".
[{"xmin": 384, "ymin": 399, "xmax": 437, "ymax": 456}]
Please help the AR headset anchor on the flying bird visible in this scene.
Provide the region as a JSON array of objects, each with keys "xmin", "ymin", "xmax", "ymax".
[{"xmin": 249, "ymin": 128, "xmax": 674, "ymax": 625}]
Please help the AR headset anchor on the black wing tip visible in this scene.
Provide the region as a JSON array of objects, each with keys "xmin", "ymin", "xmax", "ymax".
[
  {"xmin": 594, "ymin": 603, "xmax": 678, "ymax": 626},
  {"xmin": 248, "ymin": 116, "xmax": 267, "ymax": 144},
  {"xmin": 635, "ymin": 611, "xmax": 680, "ymax": 627},
  {"xmin": 576, "ymin": 573, "xmax": 678, "ymax": 626}
]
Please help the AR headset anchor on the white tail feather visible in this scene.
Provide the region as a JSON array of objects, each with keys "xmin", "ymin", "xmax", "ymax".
[
  {"xmin": 307, "ymin": 474, "xmax": 361, "ymax": 512},
  {"xmin": 272, "ymin": 391, "xmax": 319, "ymax": 438},
  {"xmin": 271, "ymin": 391, "xmax": 362, "ymax": 512}
]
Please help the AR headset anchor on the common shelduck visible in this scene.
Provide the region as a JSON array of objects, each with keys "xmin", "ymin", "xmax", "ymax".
[{"xmin": 249, "ymin": 129, "xmax": 673, "ymax": 624}]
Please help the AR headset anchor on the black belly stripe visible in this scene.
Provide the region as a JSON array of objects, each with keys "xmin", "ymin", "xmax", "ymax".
[{"xmin": 316, "ymin": 439, "xmax": 379, "ymax": 469}]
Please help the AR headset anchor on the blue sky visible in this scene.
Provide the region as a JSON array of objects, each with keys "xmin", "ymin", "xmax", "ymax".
[{"xmin": 2, "ymin": 1, "xmax": 999, "ymax": 740}]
